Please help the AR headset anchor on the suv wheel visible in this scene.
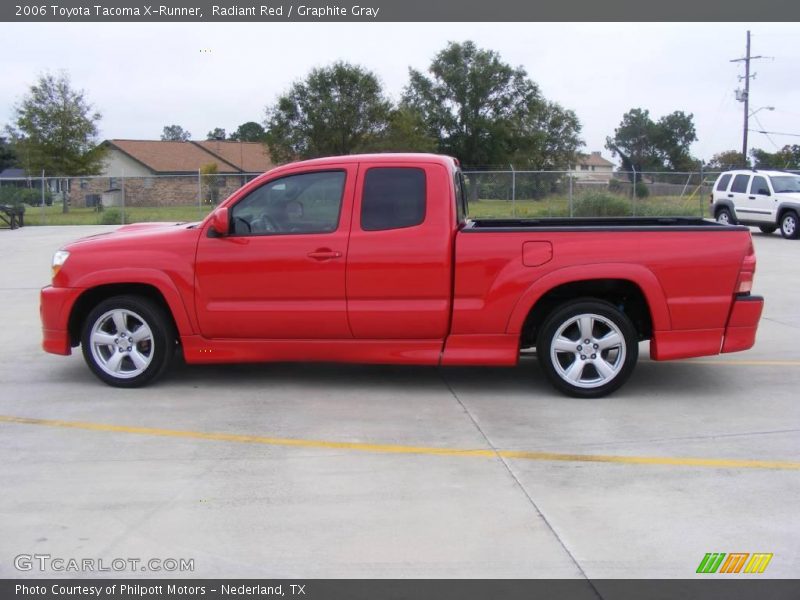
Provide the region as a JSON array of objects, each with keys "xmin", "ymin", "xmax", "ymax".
[
  {"xmin": 759, "ymin": 225, "xmax": 777, "ymax": 234},
  {"xmin": 537, "ymin": 299, "xmax": 639, "ymax": 398},
  {"xmin": 81, "ymin": 295, "xmax": 175, "ymax": 387},
  {"xmin": 780, "ymin": 211, "xmax": 799, "ymax": 239},
  {"xmin": 716, "ymin": 208, "xmax": 733, "ymax": 225}
]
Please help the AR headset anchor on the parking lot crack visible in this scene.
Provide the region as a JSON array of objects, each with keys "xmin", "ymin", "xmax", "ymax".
[{"xmin": 438, "ymin": 371, "xmax": 603, "ymax": 596}]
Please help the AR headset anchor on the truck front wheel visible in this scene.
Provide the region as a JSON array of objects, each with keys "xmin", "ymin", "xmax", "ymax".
[
  {"xmin": 80, "ymin": 295, "xmax": 174, "ymax": 388},
  {"xmin": 537, "ymin": 299, "xmax": 638, "ymax": 398}
]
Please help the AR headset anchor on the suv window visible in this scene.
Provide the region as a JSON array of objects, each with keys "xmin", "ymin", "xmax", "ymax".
[
  {"xmin": 361, "ymin": 167, "xmax": 426, "ymax": 231},
  {"xmin": 716, "ymin": 174, "xmax": 732, "ymax": 191},
  {"xmin": 750, "ymin": 176, "xmax": 770, "ymax": 196},
  {"xmin": 730, "ymin": 174, "xmax": 750, "ymax": 194},
  {"xmin": 230, "ymin": 171, "xmax": 345, "ymax": 235}
]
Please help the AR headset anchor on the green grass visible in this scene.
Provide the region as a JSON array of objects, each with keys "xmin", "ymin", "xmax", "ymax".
[
  {"xmin": 17, "ymin": 194, "xmax": 709, "ymax": 226},
  {"xmin": 22, "ymin": 204, "xmax": 212, "ymax": 226},
  {"xmin": 467, "ymin": 195, "xmax": 709, "ymax": 219}
]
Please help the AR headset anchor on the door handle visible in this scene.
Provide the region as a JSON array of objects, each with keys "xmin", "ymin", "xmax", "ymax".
[
  {"xmin": 307, "ymin": 249, "xmax": 342, "ymax": 261},
  {"xmin": 748, "ymin": 196, "xmax": 756, "ymax": 200},
  {"xmin": 727, "ymin": 194, "xmax": 734, "ymax": 198}
]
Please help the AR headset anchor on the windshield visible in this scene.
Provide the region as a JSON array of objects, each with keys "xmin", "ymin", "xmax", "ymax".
[{"xmin": 769, "ymin": 175, "xmax": 800, "ymax": 193}]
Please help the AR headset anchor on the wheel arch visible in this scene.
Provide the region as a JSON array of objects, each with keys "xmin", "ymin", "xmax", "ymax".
[
  {"xmin": 67, "ymin": 273, "xmax": 192, "ymax": 347},
  {"xmin": 714, "ymin": 199, "xmax": 737, "ymax": 222},
  {"xmin": 506, "ymin": 265, "xmax": 670, "ymax": 346}
]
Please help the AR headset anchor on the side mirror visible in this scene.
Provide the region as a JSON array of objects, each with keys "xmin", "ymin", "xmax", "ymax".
[
  {"xmin": 758, "ymin": 188, "xmax": 770, "ymax": 196},
  {"xmin": 209, "ymin": 207, "xmax": 229, "ymax": 236}
]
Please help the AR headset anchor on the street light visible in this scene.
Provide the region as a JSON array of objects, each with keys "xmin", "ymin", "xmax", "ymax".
[{"xmin": 749, "ymin": 106, "xmax": 775, "ymax": 118}]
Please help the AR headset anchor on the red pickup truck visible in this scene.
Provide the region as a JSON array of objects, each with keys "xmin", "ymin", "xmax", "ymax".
[{"xmin": 41, "ymin": 154, "xmax": 763, "ymax": 397}]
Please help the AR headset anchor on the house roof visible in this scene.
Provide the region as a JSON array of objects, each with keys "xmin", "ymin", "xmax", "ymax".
[
  {"xmin": 578, "ymin": 152, "xmax": 614, "ymax": 168},
  {"xmin": 107, "ymin": 140, "xmax": 274, "ymax": 174},
  {"xmin": 195, "ymin": 140, "xmax": 274, "ymax": 173}
]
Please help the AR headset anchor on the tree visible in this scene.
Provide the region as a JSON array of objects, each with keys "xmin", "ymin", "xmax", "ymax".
[
  {"xmin": 264, "ymin": 61, "xmax": 392, "ymax": 162},
  {"xmin": 229, "ymin": 121, "xmax": 267, "ymax": 142},
  {"xmin": 606, "ymin": 108, "xmax": 698, "ymax": 179},
  {"xmin": 706, "ymin": 150, "xmax": 746, "ymax": 170},
  {"xmin": 403, "ymin": 41, "xmax": 582, "ymax": 172},
  {"xmin": 206, "ymin": 128, "xmax": 226, "ymax": 140},
  {"xmin": 751, "ymin": 145, "xmax": 800, "ymax": 170},
  {"xmin": 362, "ymin": 107, "xmax": 437, "ymax": 153},
  {"xmin": 161, "ymin": 125, "xmax": 191, "ymax": 141},
  {"xmin": 6, "ymin": 72, "xmax": 105, "ymax": 177},
  {"xmin": 0, "ymin": 136, "xmax": 16, "ymax": 172}
]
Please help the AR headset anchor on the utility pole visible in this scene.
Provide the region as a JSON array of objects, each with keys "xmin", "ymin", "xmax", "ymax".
[{"xmin": 731, "ymin": 31, "xmax": 768, "ymax": 166}]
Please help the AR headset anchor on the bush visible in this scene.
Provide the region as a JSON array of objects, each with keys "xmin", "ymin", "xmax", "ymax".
[
  {"xmin": 0, "ymin": 186, "xmax": 51, "ymax": 207},
  {"xmin": 101, "ymin": 208, "xmax": 122, "ymax": 225},
  {"xmin": 608, "ymin": 178, "xmax": 626, "ymax": 193},
  {"xmin": 573, "ymin": 192, "xmax": 632, "ymax": 217},
  {"xmin": 635, "ymin": 182, "xmax": 650, "ymax": 198}
]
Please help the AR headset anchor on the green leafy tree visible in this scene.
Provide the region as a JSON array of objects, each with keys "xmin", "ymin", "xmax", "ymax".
[
  {"xmin": 751, "ymin": 145, "xmax": 800, "ymax": 170},
  {"xmin": 6, "ymin": 72, "xmax": 105, "ymax": 177},
  {"xmin": 229, "ymin": 121, "xmax": 267, "ymax": 142},
  {"xmin": 362, "ymin": 107, "xmax": 437, "ymax": 153},
  {"xmin": 264, "ymin": 61, "xmax": 392, "ymax": 162},
  {"xmin": 403, "ymin": 41, "xmax": 582, "ymax": 198},
  {"xmin": 0, "ymin": 136, "xmax": 16, "ymax": 172},
  {"xmin": 706, "ymin": 150, "xmax": 746, "ymax": 170},
  {"xmin": 206, "ymin": 127, "xmax": 226, "ymax": 140},
  {"xmin": 606, "ymin": 108, "xmax": 698, "ymax": 179},
  {"xmin": 161, "ymin": 124, "xmax": 191, "ymax": 141}
]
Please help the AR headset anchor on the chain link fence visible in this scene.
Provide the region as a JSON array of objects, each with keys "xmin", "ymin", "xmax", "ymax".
[{"xmin": 2, "ymin": 168, "xmax": 799, "ymax": 226}]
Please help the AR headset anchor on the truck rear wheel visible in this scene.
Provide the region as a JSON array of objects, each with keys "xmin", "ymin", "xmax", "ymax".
[
  {"xmin": 536, "ymin": 299, "xmax": 638, "ymax": 398},
  {"xmin": 81, "ymin": 295, "xmax": 174, "ymax": 388}
]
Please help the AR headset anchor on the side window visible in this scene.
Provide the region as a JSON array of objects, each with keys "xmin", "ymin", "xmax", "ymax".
[
  {"xmin": 230, "ymin": 170, "xmax": 345, "ymax": 235},
  {"xmin": 730, "ymin": 174, "xmax": 750, "ymax": 194},
  {"xmin": 454, "ymin": 171, "xmax": 468, "ymax": 223},
  {"xmin": 750, "ymin": 176, "xmax": 770, "ymax": 196},
  {"xmin": 716, "ymin": 174, "xmax": 732, "ymax": 192},
  {"xmin": 361, "ymin": 167, "xmax": 426, "ymax": 231}
]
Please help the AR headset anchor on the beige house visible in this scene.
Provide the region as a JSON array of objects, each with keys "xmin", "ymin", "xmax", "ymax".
[
  {"xmin": 570, "ymin": 151, "xmax": 615, "ymax": 183},
  {"xmin": 71, "ymin": 139, "xmax": 274, "ymax": 208}
]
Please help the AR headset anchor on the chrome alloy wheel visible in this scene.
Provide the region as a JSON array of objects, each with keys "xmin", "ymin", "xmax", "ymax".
[
  {"xmin": 782, "ymin": 213, "xmax": 797, "ymax": 237},
  {"xmin": 549, "ymin": 313, "xmax": 627, "ymax": 389},
  {"xmin": 716, "ymin": 211, "xmax": 730, "ymax": 224},
  {"xmin": 89, "ymin": 309, "xmax": 154, "ymax": 379}
]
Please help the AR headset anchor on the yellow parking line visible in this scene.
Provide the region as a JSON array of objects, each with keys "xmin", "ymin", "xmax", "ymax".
[{"xmin": 2, "ymin": 415, "xmax": 799, "ymax": 471}]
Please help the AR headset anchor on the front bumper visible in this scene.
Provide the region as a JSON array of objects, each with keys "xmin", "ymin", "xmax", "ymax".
[
  {"xmin": 721, "ymin": 294, "xmax": 764, "ymax": 354},
  {"xmin": 40, "ymin": 285, "xmax": 83, "ymax": 355}
]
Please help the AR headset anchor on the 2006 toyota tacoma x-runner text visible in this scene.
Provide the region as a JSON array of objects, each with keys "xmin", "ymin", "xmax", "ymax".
[{"xmin": 40, "ymin": 153, "xmax": 764, "ymax": 397}]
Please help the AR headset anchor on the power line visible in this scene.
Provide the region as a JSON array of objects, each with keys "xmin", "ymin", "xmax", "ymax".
[{"xmin": 748, "ymin": 129, "xmax": 800, "ymax": 139}]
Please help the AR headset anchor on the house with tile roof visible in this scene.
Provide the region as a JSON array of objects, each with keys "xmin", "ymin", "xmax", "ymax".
[{"xmin": 71, "ymin": 139, "xmax": 275, "ymax": 208}]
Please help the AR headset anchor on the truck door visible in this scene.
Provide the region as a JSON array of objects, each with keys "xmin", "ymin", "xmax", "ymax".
[
  {"xmin": 194, "ymin": 166, "xmax": 356, "ymax": 339},
  {"xmin": 346, "ymin": 161, "xmax": 455, "ymax": 339}
]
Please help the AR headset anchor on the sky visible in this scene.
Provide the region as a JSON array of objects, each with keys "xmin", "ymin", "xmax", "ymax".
[{"xmin": 1, "ymin": 22, "xmax": 799, "ymax": 166}]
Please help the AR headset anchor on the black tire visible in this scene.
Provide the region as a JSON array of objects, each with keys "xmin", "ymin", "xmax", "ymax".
[
  {"xmin": 81, "ymin": 295, "xmax": 175, "ymax": 388},
  {"xmin": 780, "ymin": 211, "xmax": 800, "ymax": 239},
  {"xmin": 536, "ymin": 299, "xmax": 639, "ymax": 398},
  {"xmin": 716, "ymin": 207, "xmax": 734, "ymax": 225},
  {"xmin": 758, "ymin": 225, "xmax": 777, "ymax": 234}
]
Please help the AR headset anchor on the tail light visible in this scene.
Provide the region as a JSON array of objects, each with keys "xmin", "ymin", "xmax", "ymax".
[
  {"xmin": 735, "ymin": 240, "xmax": 756, "ymax": 294},
  {"xmin": 709, "ymin": 193, "xmax": 714, "ymax": 205}
]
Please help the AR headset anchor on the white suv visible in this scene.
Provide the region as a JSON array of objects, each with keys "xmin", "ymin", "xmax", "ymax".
[{"xmin": 711, "ymin": 169, "xmax": 800, "ymax": 239}]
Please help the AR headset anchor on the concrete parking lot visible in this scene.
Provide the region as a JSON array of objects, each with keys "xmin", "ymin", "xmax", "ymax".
[{"xmin": 0, "ymin": 225, "xmax": 798, "ymax": 579}]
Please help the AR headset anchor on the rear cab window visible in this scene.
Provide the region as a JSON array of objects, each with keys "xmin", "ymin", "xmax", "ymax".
[
  {"xmin": 361, "ymin": 167, "xmax": 426, "ymax": 231},
  {"xmin": 730, "ymin": 174, "xmax": 751, "ymax": 193},
  {"xmin": 716, "ymin": 174, "xmax": 732, "ymax": 191}
]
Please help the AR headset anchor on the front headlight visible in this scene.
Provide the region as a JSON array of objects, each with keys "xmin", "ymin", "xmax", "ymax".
[{"xmin": 52, "ymin": 250, "xmax": 70, "ymax": 278}]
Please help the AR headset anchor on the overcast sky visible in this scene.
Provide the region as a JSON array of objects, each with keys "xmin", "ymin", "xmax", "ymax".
[{"xmin": 2, "ymin": 22, "xmax": 799, "ymax": 165}]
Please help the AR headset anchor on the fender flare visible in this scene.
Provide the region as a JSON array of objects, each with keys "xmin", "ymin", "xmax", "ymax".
[
  {"xmin": 776, "ymin": 202, "xmax": 800, "ymax": 220},
  {"xmin": 713, "ymin": 199, "xmax": 737, "ymax": 221},
  {"xmin": 70, "ymin": 268, "xmax": 194, "ymax": 336},
  {"xmin": 505, "ymin": 263, "xmax": 671, "ymax": 334}
]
